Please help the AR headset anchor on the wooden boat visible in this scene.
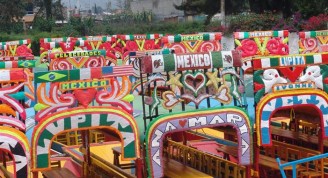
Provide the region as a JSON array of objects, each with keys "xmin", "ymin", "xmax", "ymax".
[{"xmin": 0, "ymin": 30, "xmax": 328, "ymax": 178}]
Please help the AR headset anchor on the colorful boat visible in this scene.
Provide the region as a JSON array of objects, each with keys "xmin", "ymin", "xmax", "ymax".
[{"xmin": 0, "ymin": 31, "xmax": 327, "ymax": 178}]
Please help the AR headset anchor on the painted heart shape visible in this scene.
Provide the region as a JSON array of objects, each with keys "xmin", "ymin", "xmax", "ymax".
[
  {"xmin": 215, "ymin": 86, "xmax": 232, "ymax": 104},
  {"xmin": 179, "ymin": 119, "xmax": 187, "ymax": 128},
  {"xmin": 74, "ymin": 88, "xmax": 97, "ymax": 108},
  {"xmin": 162, "ymin": 91, "xmax": 180, "ymax": 110},
  {"xmin": 181, "ymin": 93, "xmax": 211, "ymax": 106},
  {"xmin": 279, "ymin": 67, "xmax": 305, "ymax": 82},
  {"xmin": 183, "ymin": 71, "xmax": 206, "ymax": 96}
]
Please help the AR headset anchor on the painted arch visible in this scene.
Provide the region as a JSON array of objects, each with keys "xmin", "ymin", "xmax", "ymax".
[
  {"xmin": 31, "ymin": 106, "xmax": 140, "ymax": 171},
  {"xmin": 0, "ymin": 126, "xmax": 30, "ymax": 178},
  {"xmin": 256, "ymin": 90, "xmax": 328, "ymax": 146},
  {"xmin": 145, "ymin": 107, "xmax": 252, "ymax": 178}
]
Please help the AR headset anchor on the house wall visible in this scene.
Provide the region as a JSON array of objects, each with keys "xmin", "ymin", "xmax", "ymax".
[{"xmin": 131, "ymin": 0, "xmax": 184, "ymax": 20}]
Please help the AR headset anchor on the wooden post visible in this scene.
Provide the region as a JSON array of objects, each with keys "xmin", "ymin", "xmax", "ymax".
[
  {"xmin": 319, "ymin": 128, "xmax": 324, "ymax": 153},
  {"xmin": 253, "ymin": 132, "xmax": 259, "ymax": 177},
  {"xmin": 135, "ymin": 158, "xmax": 143, "ymax": 178},
  {"xmin": 81, "ymin": 130, "xmax": 91, "ymax": 177},
  {"xmin": 182, "ymin": 132, "xmax": 187, "ymax": 145},
  {"xmin": 32, "ymin": 171, "xmax": 38, "ymax": 178}
]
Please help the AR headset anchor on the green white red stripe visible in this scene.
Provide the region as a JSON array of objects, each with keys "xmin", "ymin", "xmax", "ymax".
[
  {"xmin": 77, "ymin": 36, "xmax": 115, "ymax": 42},
  {"xmin": 119, "ymin": 34, "xmax": 162, "ymax": 40},
  {"xmin": 0, "ymin": 60, "xmax": 36, "ymax": 68},
  {"xmin": 0, "ymin": 69, "xmax": 26, "ymax": 82},
  {"xmin": 0, "ymin": 39, "xmax": 30, "ymax": 47},
  {"xmin": 253, "ymin": 53, "xmax": 328, "ymax": 69},
  {"xmin": 34, "ymin": 65, "xmax": 134, "ymax": 83},
  {"xmin": 0, "ymin": 56, "xmax": 34, "ymax": 61},
  {"xmin": 299, "ymin": 30, "xmax": 328, "ymax": 38},
  {"xmin": 129, "ymin": 49, "xmax": 171, "ymax": 57},
  {"xmin": 234, "ymin": 30, "xmax": 288, "ymax": 39},
  {"xmin": 40, "ymin": 37, "xmax": 73, "ymax": 43},
  {"xmin": 141, "ymin": 50, "xmax": 241, "ymax": 73},
  {"xmin": 162, "ymin": 33, "xmax": 222, "ymax": 43}
]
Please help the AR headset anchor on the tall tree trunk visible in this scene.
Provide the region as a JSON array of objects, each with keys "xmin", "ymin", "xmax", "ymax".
[
  {"xmin": 220, "ymin": 0, "xmax": 225, "ymax": 26},
  {"xmin": 44, "ymin": 0, "xmax": 52, "ymax": 20}
]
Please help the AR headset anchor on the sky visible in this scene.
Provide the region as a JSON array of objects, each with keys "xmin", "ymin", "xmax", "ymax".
[{"xmin": 61, "ymin": 0, "xmax": 119, "ymax": 10}]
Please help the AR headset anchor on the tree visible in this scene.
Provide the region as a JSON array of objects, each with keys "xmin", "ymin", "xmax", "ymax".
[
  {"xmin": 174, "ymin": 0, "xmax": 247, "ymax": 25},
  {"xmin": 44, "ymin": 0, "xmax": 52, "ymax": 20},
  {"xmin": 292, "ymin": 0, "xmax": 328, "ymax": 18},
  {"xmin": 0, "ymin": 0, "xmax": 27, "ymax": 33},
  {"xmin": 220, "ymin": 0, "xmax": 225, "ymax": 25},
  {"xmin": 174, "ymin": 0, "xmax": 219, "ymax": 25},
  {"xmin": 53, "ymin": 0, "xmax": 64, "ymax": 21}
]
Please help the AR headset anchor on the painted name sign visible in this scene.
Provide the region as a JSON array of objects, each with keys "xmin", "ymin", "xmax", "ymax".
[
  {"xmin": 280, "ymin": 56, "xmax": 305, "ymax": 66},
  {"xmin": 175, "ymin": 53, "xmax": 211, "ymax": 70},
  {"xmin": 249, "ymin": 31, "xmax": 272, "ymax": 38},
  {"xmin": 133, "ymin": 35, "xmax": 147, "ymax": 39},
  {"xmin": 273, "ymin": 82, "xmax": 314, "ymax": 92},
  {"xmin": 52, "ymin": 50, "xmax": 105, "ymax": 59},
  {"xmin": 181, "ymin": 35, "xmax": 203, "ymax": 41},
  {"xmin": 60, "ymin": 79, "xmax": 110, "ymax": 91},
  {"xmin": 316, "ymin": 31, "xmax": 328, "ymax": 36}
]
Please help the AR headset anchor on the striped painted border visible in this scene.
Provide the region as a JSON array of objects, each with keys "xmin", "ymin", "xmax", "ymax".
[
  {"xmin": 129, "ymin": 49, "xmax": 171, "ymax": 57},
  {"xmin": 34, "ymin": 65, "xmax": 134, "ymax": 83},
  {"xmin": 299, "ymin": 30, "xmax": 328, "ymax": 38},
  {"xmin": 234, "ymin": 30, "xmax": 288, "ymax": 39},
  {"xmin": 77, "ymin": 36, "xmax": 115, "ymax": 42},
  {"xmin": 162, "ymin": 33, "xmax": 222, "ymax": 43},
  {"xmin": 253, "ymin": 52, "xmax": 328, "ymax": 69},
  {"xmin": 0, "ymin": 39, "xmax": 30, "ymax": 47},
  {"xmin": 0, "ymin": 60, "xmax": 36, "ymax": 69},
  {"xmin": 0, "ymin": 56, "xmax": 34, "ymax": 61},
  {"xmin": 141, "ymin": 50, "xmax": 241, "ymax": 73},
  {"xmin": 119, "ymin": 34, "xmax": 162, "ymax": 40},
  {"xmin": 40, "ymin": 37, "xmax": 74, "ymax": 43},
  {"xmin": 0, "ymin": 69, "xmax": 26, "ymax": 82}
]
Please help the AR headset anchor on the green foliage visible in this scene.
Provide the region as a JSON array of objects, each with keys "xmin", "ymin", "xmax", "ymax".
[
  {"xmin": 0, "ymin": 0, "xmax": 27, "ymax": 34},
  {"xmin": 293, "ymin": 0, "xmax": 328, "ymax": 18},
  {"xmin": 68, "ymin": 17, "xmax": 95, "ymax": 36},
  {"xmin": 229, "ymin": 12, "xmax": 281, "ymax": 32},
  {"xmin": 33, "ymin": 17, "xmax": 55, "ymax": 32}
]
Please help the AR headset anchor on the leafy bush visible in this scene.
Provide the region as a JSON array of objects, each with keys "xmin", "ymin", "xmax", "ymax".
[
  {"xmin": 33, "ymin": 17, "xmax": 55, "ymax": 32},
  {"xmin": 273, "ymin": 12, "xmax": 304, "ymax": 32},
  {"xmin": 301, "ymin": 13, "xmax": 328, "ymax": 31},
  {"xmin": 228, "ymin": 12, "xmax": 281, "ymax": 32}
]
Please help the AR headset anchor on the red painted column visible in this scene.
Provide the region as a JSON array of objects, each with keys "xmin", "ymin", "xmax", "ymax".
[
  {"xmin": 135, "ymin": 158, "xmax": 143, "ymax": 178},
  {"xmin": 253, "ymin": 132, "xmax": 260, "ymax": 177}
]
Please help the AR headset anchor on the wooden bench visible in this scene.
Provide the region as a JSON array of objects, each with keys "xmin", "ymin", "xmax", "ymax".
[
  {"xmin": 42, "ymin": 168, "xmax": 77, "ymax": 178},
  {"xmin": 163, "ymin": 157, "xmax": 212, "ymax": 178}
]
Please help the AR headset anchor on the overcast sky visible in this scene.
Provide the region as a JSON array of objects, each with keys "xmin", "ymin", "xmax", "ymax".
[{"xmin": 61, "ymin": 0, "xmax": 119, "ymax": 10}]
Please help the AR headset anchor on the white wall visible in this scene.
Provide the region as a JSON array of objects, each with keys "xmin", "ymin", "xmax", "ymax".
[{"xmin": 131, "ymin": 0, "xmax": 184, "ymax": 19}]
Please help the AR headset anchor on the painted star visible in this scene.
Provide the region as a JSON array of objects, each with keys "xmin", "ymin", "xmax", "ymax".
[
  {"xmin": 166, "ymin": 73, "xmax": 183, "ymax": 91},
  {"xmin": 206, "ymin": 70, "xmax": 222, "ymax": 92}
]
